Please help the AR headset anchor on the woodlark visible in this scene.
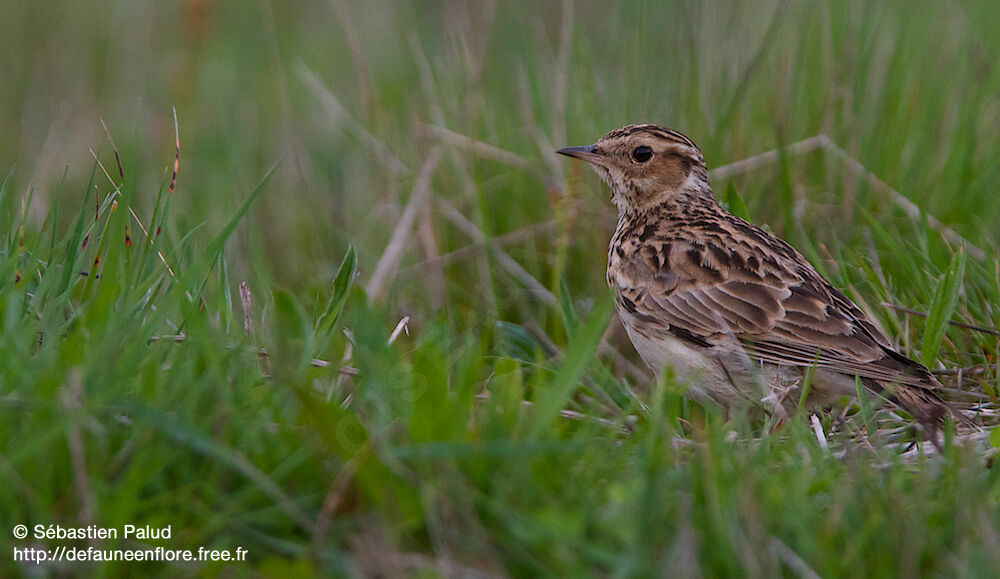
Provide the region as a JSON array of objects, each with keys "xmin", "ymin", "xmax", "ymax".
[{"xmin": 558, "ymin": 124, "xmax": 964, "ymax": 433}]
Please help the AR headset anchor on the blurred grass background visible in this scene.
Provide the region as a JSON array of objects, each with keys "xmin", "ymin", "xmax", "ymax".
[{"xmin": 2, "ymin": 0, "xmax": 1000, "ymax": 576}]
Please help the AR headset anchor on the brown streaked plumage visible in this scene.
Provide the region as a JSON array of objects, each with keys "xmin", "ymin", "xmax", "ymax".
[{"xmin": 558, "ymin": 123, "xmax": 967, "ymax": 435}]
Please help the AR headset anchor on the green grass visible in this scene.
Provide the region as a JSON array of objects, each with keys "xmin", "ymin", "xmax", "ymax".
[{"xmin": 2, "ymin": 1, "xmax": 1000, "ymax": 576}]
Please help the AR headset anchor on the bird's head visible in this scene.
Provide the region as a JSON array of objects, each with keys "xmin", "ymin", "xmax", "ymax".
[{"xmin": 557, "ymin": 124, "xmax": 709, "ymax": 213}]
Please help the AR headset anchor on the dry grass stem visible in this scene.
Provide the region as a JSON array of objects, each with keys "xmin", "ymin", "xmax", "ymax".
[
  {"xmin": 312, "ymin": 451, "xmax": 362, "ymax": 558},
  {"xmin": 99, "ymin": 118, "xmax": 124, "ymax": 181},
  {"xmin": 769, "ymin": 537, "xmax": 823, "ymax": 579},
  {"xmin": 298, "ymin": 65, "xmax": 409, "ymax": 177},
  {"xmin": 810, "ymin": 414, "xmax": 828, "ymax": 451},
  {"xmin": 150, "ymin": 334, "xmax": 349, "ymax": 373},
  {"xmin": 880, "ymin": 302, "xmax": 1000, "ymax": 336},
  {"xmin": 89, "ymin": 119, "xmax": 184, "ymax": 287},
  {"xmin": 421, "ymin": 124, "xmax": 531, "ymax": 170},
  {"xmin": 328, "ymin": 0, "xmax": 373, "ymax": 116},
  {"xmin": 707, "ymin": 135, "xmax": 830, "ymax": 181},
  {"xmin": 403, "ymin": 219, "xmax": 558, "ymax": 275},
  {"xmin": 366, "ymin": 148, "xmax": 442, "ymax": 302},
  {"xmin": 439, "ymin": 200, "xmax": 556, "ymax": 306},
  {"xmin": 62, "ymin": 370, "xmax": 96, "ymax": 530},
  {"xmin": 169, "ymin": 106, "xmax": 180, "ymax": 194},
  {"xmin": 707, "ymin": 134, "xmax": 985, "ymax": 260},
  {"xmin": 417, "ymin": 191, "xmax": 446, "ymax": 308},
  {"xmin": 239, "ymin": 281, "xmax": 255, "ymax": 337},
  {"xmin": 387, "ymin": 316, "xmax": 410, "ymax": 345},
  {"xmin": 822, "ymin": 137, "xmax": 986, "ymax": 259}
]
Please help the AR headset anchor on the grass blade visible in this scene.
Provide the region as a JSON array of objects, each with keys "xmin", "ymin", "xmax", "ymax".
[
  {"xmin": 721, "ymin": 181, "xmax": 751, "ymax": 221},
  {"xmin": 558, "ymin": 274, "xmax": 579, "ymax": 337},
  {"xmin": 123, "ymin": 403, "xmax": 314, "ymax": 532},
  {"xmin": 315, "ymin": 244, "xmax": 357, "ymax": 345},
  {"xmin": 920, "ymin": 247, "xmax": 966, "ymax": 368},
  {"xmin": 529, "ymin": 294, "xmax": 613, "ymax": 437}
]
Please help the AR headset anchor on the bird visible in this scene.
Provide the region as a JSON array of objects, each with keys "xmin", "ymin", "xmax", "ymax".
[{"xmin": 557, "ymin": 123, "xmax": 967, "ymax": 436}]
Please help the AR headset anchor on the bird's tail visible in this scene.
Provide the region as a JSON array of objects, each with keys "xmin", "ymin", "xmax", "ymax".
[{"xmin": 889, "ymin": 384, "xmax": 977, "ymax": 432}]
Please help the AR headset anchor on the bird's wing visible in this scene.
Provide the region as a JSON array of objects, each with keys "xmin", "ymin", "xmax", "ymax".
[{"xmin": 612, "ymin": 236, "xmax": 937, "ymax": 389}]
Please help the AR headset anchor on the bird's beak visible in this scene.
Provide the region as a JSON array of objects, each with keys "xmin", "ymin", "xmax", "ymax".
[{"xmin": 556, "ymin": 144, "xmax": 606, "ymax": 167}]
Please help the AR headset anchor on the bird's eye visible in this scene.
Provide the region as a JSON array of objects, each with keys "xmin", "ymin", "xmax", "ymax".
[{"xmin": 632, "ymin": 145, "xmax": 653, "ymax": 163}]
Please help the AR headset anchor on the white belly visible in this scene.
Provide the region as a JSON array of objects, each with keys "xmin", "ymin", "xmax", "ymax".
[
  {"xmin": 622, "ymin": 322, "xmax": 745, "ymax": 407},
  {"xmin": 621, "ymin": 317, "xmax": 859, "ymax": 413}
]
